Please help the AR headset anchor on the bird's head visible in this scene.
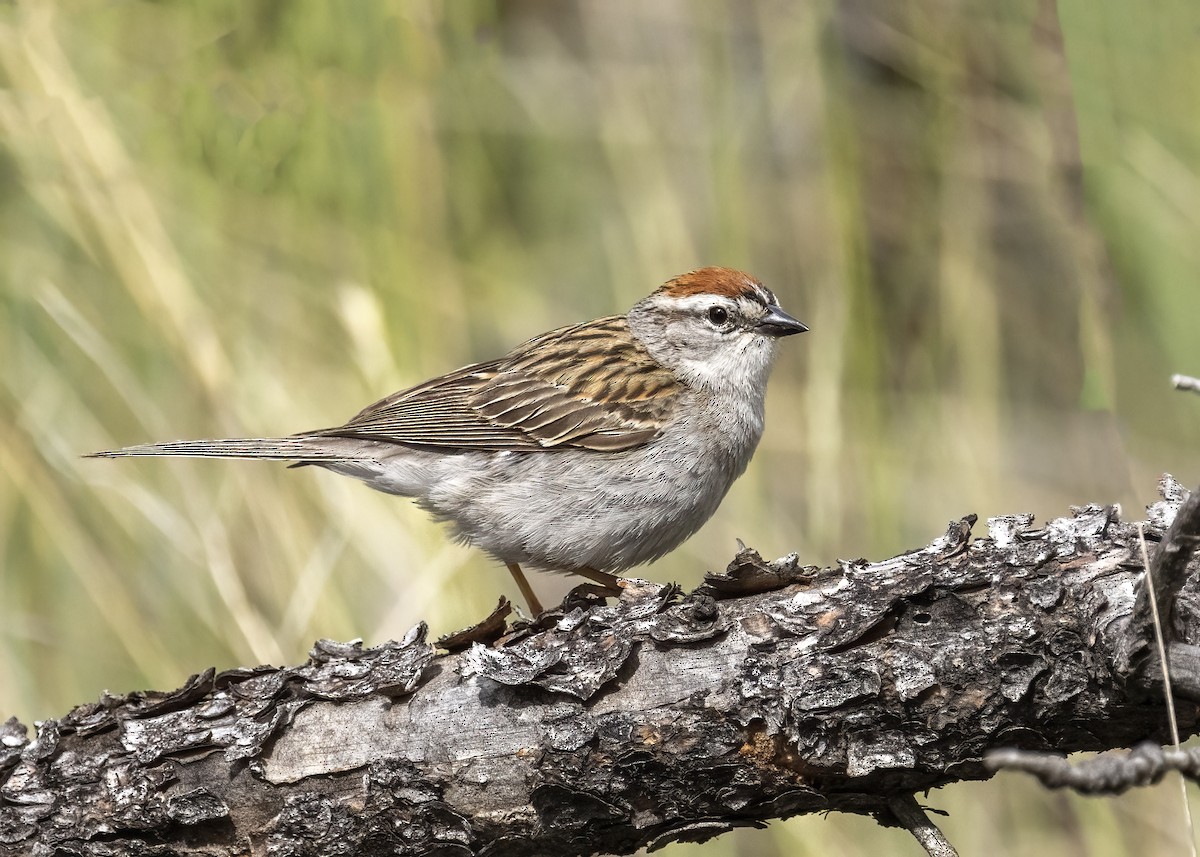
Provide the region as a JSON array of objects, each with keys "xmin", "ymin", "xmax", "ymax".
[{"xmin": 628, "ymin": 267, "xmax": 807, "ymax": 395}]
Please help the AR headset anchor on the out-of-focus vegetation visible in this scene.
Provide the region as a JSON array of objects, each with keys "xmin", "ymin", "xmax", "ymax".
[{"xmin": 2, "ymin": 1, "xmax": 1198, "ymax": 854}]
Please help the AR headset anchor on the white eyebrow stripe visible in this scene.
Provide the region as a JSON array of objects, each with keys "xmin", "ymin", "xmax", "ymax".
[{"xmin": 665, "ymin": 291, "xmax": 773, "ymax": 316}]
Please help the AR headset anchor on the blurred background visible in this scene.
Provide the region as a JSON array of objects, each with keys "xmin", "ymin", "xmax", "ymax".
[{"xmin": 2, "ymin": 1, "xmax": 1199, "ymax": 854}]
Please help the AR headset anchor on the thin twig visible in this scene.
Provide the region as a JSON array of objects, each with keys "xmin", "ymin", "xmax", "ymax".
[
  {"xmin": 887, "ymin": 794, "xmax": 959, "ymax": 857},
  {"xmin": 985, "ymin": 744, "xmax": 1200, "ymax": 793},
  {"xmin": 1174, "ymin": 374, "xmax": 1200, "ymax": 395},
  {"xmin": 1139, "ymin": 523, "xmax": 1198, "ymax": 857}
]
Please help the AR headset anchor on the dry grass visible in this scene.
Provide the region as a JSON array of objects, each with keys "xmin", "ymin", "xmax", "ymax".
[{"xmin": 2, "ymin": 1, "xmax": 1200, "ymax": 854}]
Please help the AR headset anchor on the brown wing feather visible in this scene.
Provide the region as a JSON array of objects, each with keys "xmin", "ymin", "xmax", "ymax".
[{"xmin": 311, "ymin": 316, "xmax": 681, "ymax": 452}]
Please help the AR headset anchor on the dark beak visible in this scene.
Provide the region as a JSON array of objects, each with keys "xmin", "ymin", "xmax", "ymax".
[{"xmin": 757, "ymin": 304, "xmax": 808, "ymax": 337}]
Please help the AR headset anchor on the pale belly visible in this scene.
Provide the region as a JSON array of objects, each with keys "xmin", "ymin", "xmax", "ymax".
[{"xmin": 327, "ymin": 398, "xmax": 766, "ymax": 573}]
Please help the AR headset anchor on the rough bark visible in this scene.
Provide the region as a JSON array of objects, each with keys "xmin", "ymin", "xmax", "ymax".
[{"xmin": 2, "ymin": 478, "xmax": 1198, "ymax": 857}]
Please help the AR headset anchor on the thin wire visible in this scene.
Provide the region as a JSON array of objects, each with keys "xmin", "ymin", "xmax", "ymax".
[{"xmin": 1138, "ymin": 522, "xmax": 1197, "ymax": 857}]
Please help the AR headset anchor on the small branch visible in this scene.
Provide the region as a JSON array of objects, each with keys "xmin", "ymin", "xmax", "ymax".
[
  {"xmin": 1137, "ymin": 523, "xmax": 1185, "ymax": 744},
  {"xmin": 887, "ymin": 794, "xmax": 960, "ymax": 857},
  {"xmin": 1161, "ymin": 643, "xmax": 1200, "ymax": 702},
  {"xmin": 1136, "ymin": 523, "xmax": 1198, "ymax": 850},
  {"xmin": 1174, "ymin": 374, "xmax": 1200, "ymax": 395},
  {"xmin": 1126, "ymin": 483, "xmax": 1200, "ymax": 688},
  {"xmin": 986, "ymin": 743, "xmax": 1200, "ymax": 795}
]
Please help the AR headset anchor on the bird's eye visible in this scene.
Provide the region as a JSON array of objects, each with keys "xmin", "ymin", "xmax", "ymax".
[{"xmin": 707, "ymin": 306, "xmax": 729, "ymax": 326}]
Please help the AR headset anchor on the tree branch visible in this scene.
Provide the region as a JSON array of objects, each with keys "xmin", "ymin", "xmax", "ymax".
[
  {"xmin": 1120, "ymin": 477, "xmax": 1200, "ymax": 692},
  {"xmin": 2, "ymin": 480, "xmax": 1200, "ymax": 856}
]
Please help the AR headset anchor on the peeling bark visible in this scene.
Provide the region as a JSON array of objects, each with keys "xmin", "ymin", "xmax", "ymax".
[{"xmin": 2, "ymin": 478, "xmax": 1197, "ymax": 856}]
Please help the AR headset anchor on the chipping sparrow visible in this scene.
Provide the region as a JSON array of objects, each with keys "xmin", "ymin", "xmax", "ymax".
[{"xmin": 90, "ymin": 267, "xmax": 807, "ymax": 613}]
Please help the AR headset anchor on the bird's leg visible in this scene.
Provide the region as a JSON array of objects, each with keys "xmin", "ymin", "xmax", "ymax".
[
  {"xmin": 506, "ymin": 562, "xmax": 544, "ymax": 616},
  {"xmin": 569, "ymin": 566, "xmax": 622, "ymax": 592}
]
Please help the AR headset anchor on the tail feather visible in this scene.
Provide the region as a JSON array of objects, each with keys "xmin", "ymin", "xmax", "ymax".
[{"xmin": 85, "ymin": 437, "xmax": 357, "ymax": 461}]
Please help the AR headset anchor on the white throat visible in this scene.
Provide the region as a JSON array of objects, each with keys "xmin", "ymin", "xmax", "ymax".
[{"xmin": 673, "ymin": 336, "xmax": 778, "ymax": 400}]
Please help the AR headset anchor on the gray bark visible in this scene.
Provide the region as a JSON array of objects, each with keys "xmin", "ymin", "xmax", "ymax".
[{"xmin": 1, "ymin": 477, "xmax": 1197, "ymax": 857}]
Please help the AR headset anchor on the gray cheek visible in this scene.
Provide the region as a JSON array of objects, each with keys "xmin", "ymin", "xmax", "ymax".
[
  {"xmin": 660, "ymin": 318, "xmax": 694, "ymax": 358},
  {"xmin": 664, "ymin": 319, "xmax": 720, "ymax": 361}
]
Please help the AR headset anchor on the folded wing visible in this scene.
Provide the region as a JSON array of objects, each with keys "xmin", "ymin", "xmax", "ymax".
[{"xmin": 314, "ymin": 316, "xmax": 681, "ymax": 453}]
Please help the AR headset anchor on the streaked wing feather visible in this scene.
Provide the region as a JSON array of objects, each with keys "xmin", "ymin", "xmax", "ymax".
[{"xmin": 312, "ymin": 316, "xmax": 681, "ymax": 452}]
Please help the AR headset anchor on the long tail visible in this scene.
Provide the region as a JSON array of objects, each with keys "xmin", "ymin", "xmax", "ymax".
[{"xmin": 85, "ymin": 436, "xmax": 357, "ymax": 461}]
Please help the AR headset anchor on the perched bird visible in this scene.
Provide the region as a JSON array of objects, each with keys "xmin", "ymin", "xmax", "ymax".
[{"xmin": 90, "ymin": 267, "xmax": 807, "ymax": 614}]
